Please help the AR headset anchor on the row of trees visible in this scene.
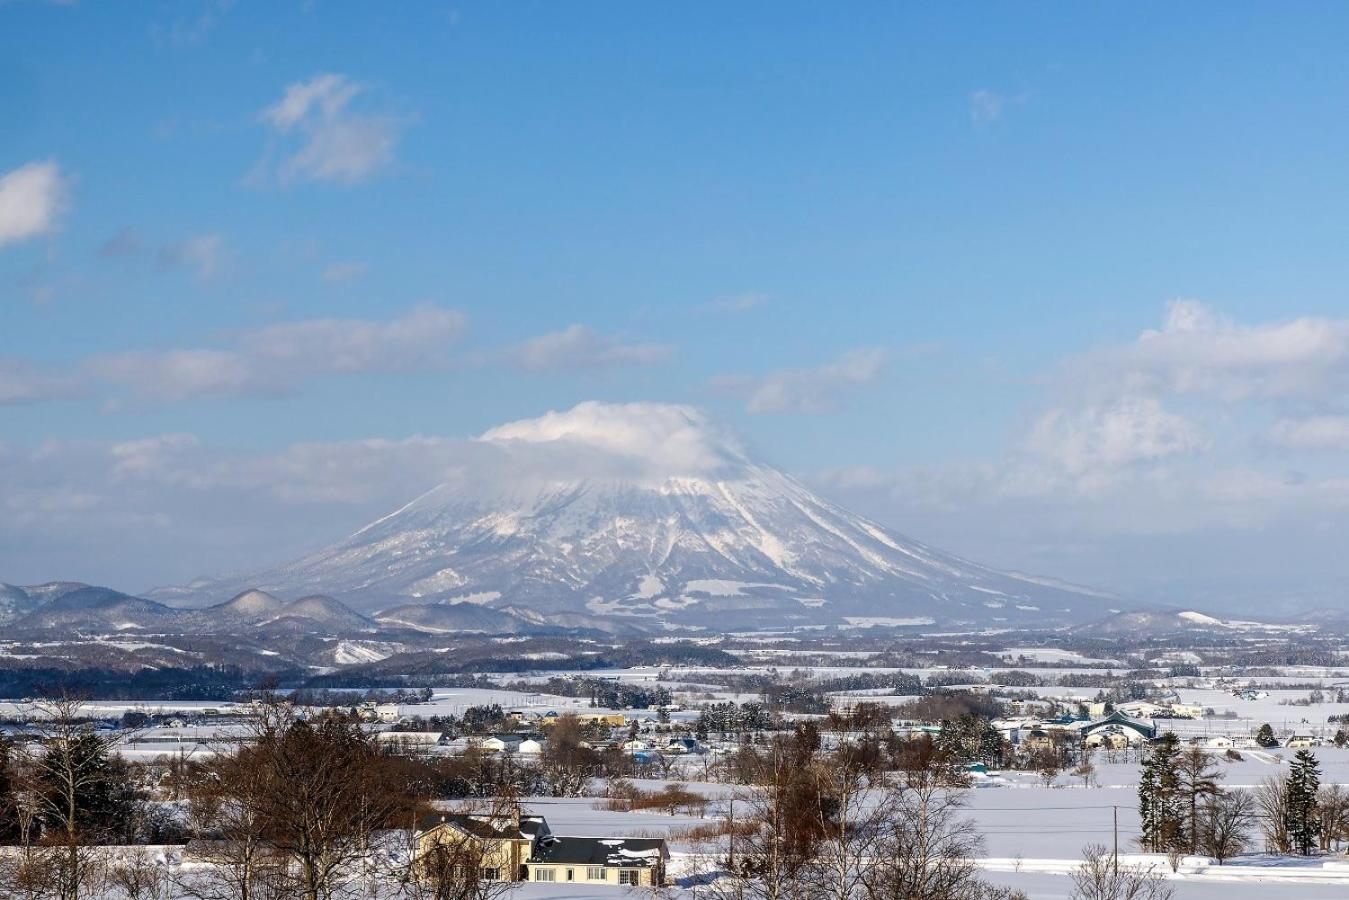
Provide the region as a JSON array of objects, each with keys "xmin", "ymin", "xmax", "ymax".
[{"xmin": 1138, "ymin": 733, "xmax": 1349, "ymax": 860}]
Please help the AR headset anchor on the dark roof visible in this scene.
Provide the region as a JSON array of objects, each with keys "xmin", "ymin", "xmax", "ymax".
[
  {"xmin": 1085, "ymin": 711, "xmax": 1157, "ymax": 738},
  {"xmin": 416, "ymin": 811, "xmax": 551, "ymax": 841},
  {"xmin": 529, "ymin": 836, "xmax": 668, "ymax": 868}
]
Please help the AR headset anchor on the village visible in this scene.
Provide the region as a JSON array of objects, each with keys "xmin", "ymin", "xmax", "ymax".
[{"xmin": 8, "ymin": 641, "xmax": 1349, "ymax": 899}]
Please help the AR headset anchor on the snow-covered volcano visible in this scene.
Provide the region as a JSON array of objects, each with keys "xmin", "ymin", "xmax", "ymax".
[{"xmin": 171, "ymin": 402, "xmax": 1119, "ymax": 629}]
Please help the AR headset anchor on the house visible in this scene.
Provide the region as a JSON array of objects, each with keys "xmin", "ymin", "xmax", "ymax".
[
  {"xmin": 527, "ymin": 836, "xmax": 668, "ymax": 886},
  {"xmin": 480, "ymin": 734, "xmax": 525, "ymax": 753},
  {"xmin": 518, "ymin": 738, "xmax": 544, "ymax": 755},
  {"xmin": 1204, "ymin": 736, "xmax": 1235, "ymax": 749},
  {"xmin": 1021, "ymin": 729, "xmax": 1058, "ymax": 753},
  {"xmin": 414, "ymin": 808, "xmax": 666, "ymax": 887},
  {"xmin": 1082, "ymin": 711, "xmax": 1156, "ymax": 747},
  {"xmin": 1286, "ymin": 732, "xmax": 1319, "ymax": 748},
  {"xmin": 415, "ymin": 809, "xmax": 548, "ymax": 882},
  {"xmin": 663, "ymin": 736, "xmax": 703, "ymax": 755},
  {"xmin": 621, "ymin": 739, "xmax": 649, "ymax": 752}
]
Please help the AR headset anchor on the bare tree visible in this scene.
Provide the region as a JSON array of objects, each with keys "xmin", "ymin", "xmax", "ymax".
[
  {"xmin": 860, "ymin": 780, "xmax": 988, "ymax": 900},
  {"xmin": 1073, "ymin": 750, "xmax": 1097, "ymax": 789},
  {"xmin": 1067, "ymin": 844, "xmax": 1173, "ymax": 900},
  {"xmin": 14, "ymin": 697, "xmax": 135, "ymax": 900},
  {"xmin": 1198, "ymin": 789, "xmax": 1254, "ymax": 864},
  {"xmin": 713, "ymin": 746, "xmax": 825, "ymax": 900},
  {"xmin": 1317, "ymin": 783, "xmax": 1349, "ymax": 853},
  {"xmin": 539, "ymin": 715, "xmax": 598, "ymax": 797},
  {"xmin": 176, "ymin": 747, "xmax": 282, "ymax": 900},
  {"xmin": 105, "ymin": 850, "xmax": 172, "ymax": 900},
  {"xmin": 806, "ymin": 745, "xmax": 880, "ymax": 900},
  {"xmin": 1254, "ymin": 776, "xmax": 1292, "ymax": 854},
  {"xmin": 205, "ymin": 703, "xmax": 415, "ymax": 900},
  {"xmin": 1176, "ymin": 748, "xmax": 1220, "ymax": 854}
]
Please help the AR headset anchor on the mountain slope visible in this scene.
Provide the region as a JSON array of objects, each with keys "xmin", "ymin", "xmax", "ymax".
[
  {"xmin": 260, "ymin": 594, "xmax": 372, "ymax": 633},
  {"xmin": 11, "ymin": 585, "xmax": 184, "ymax": 633},
  {"xmin": 162, "ymin": 402, "xmax": 1126, "ymax": 629}
]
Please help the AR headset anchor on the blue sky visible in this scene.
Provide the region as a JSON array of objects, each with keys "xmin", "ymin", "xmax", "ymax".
[{"xmin": 6, "ymin": 2, "xmax": 1349, "ymax": 612}]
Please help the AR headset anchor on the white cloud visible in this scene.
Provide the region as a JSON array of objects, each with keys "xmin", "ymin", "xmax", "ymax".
[
  {"xmin": 86, "ymin": 348, "xmax": 260, "ymax": 404},
  {"xmin": 85, "ymin": 305, "xmax": 466, "ymax": 404},
  {"xmin": 1077, "ymin": 299, "xmax": 1349, "ymax": 401},
  {"xmin": 0, "ymin": 359, "xmax": 79, "ymax": 405},
  {"xmin": 157, "ymin": 234, "xmax": 225, "ymax": 279},
  {"xmin": 505, "ymin": 324, "xmax": 674, "ymax": 371},
  {"xmin": 715, "ymin": 348, "xmax": 888, "ymax": 414},
  {"xmin": 239, "ymin": 305, "xmax": 467, "ymax": 374},
  {"xmin": 0, "ymin": 161, "xmax": 69, "ymax": 248},
  {"xmin": 257, "ymin": 73, "xmax": 402, "ymax": 185},
  {"xmin": 1268, "ymin": 415, "xmax": 1349, "ymax": 450},
  {"xmin": 1023, "ymin": 396, "xmax": 1207, "ymax": 479},
  {"xmin": 480, "ymin": 400, "xmax": 744, "ymax": 477}
]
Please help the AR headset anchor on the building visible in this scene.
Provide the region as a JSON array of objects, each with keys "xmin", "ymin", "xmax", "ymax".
[
  {"xmin": 527, "ymin": 836, "xmax": 668, "ymax": 886},
  {"xmin": 414, "ymin": 808, "xmax": 666, "ymax": 887},
  {"xmin": 376, "ymin": 731, "xmax": 445, "ymax": 751},
  {"xmin": 1286, "ymin": 732, "xmax": 1319, "ymax": 748},
  {"xmin": 663, "ymin": 736, "xmax": 703, "ymax": 754},
  {"xmin": 415, "ymin": 809, "xmax": 546, "ymax": 882},
  {"xmin": 479, "ymin": 734, "xmax": 525, "ymax": 753},
  {"xmin": 540, "ymin": 712, "xmax": 628, "ymax": 729},
  {"xmin": 1082, "ymin": 711, "xmax": 1156, "ymax": 748}
]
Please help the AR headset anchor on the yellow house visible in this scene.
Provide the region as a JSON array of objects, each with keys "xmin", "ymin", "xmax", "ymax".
[
  {"xmin": 414, "ymin": 809, "xmax": 546, "ymax": 882},
  {"xmin": 414, "ymin": 808, "xmax": 667, "ymax": 887}
]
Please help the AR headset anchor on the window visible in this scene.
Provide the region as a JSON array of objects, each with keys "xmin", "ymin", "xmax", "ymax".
[
  {"xmin": 533, "ymin": 869, "xmax": 555, "ymax": 882},
  {"xmin": 566, "ymin": 869, "xmax": 574, "ymax": 881},
  {"xmin": 619, "ymin": 870, "xmax": 639, "ymax": 886},
  {"xmin": 587, "ymin": 868, "xmax": 606, "ymax": 881},
  {"xmin": 481, "ymin": 868, "xmax": 498, "ymax": 881}
]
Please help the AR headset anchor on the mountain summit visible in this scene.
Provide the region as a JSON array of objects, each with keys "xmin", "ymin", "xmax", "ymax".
[{"xmin": 165, "ymin": 402, "xmax": 1120, "ymax": 630}]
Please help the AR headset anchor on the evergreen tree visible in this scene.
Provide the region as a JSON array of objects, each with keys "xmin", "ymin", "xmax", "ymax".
[
  {"xmin": 36, "ymin": 732, "xmax": 142, "ymax": 843},
  {"xmin": 1287, "ymin": 749, "xmax": 1322, "ymax": 855},
  {"xmin": 1256, "ymin": 724, "xmax": 1279, "ymax": 748},
  {"xmin": 1138, "ymin": 732, "xmax": 1184, "ymax": 852}
]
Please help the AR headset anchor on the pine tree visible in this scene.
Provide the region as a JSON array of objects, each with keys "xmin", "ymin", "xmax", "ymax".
[
  {"xmin": 1138, "ymin": 732, "xmax": 1184, "ymax": 852},
  {"xmin": 1256, "ymin": 724, "xmax": 1278, "ymax": 748},
  {"xmin": 1287, "ymin": 749, "xmax": 1322, "ymax": 855}
]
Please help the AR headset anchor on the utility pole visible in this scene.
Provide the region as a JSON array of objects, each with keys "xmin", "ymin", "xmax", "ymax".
[
  {"xmin": 727, "ymin": 796, "xmax": 735, "ymax": 870},
  {"xmin": 1113, "ymin": 805, "xmax": 1119, "ymax": 877}
]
